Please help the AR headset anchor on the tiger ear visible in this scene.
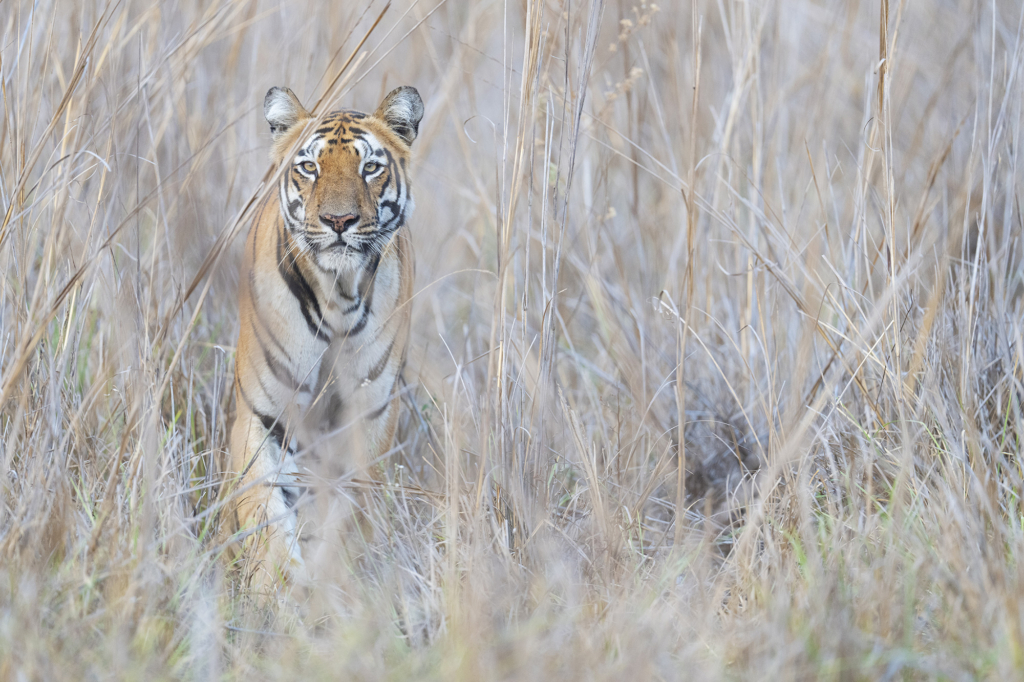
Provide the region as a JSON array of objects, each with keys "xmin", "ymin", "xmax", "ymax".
[
  {"xmin": 374, "ymin": 86, "xmax": 423, "ymax": 146},
  {"xmin": 264, "ymin": 86, "xmax": 310, "ymax": 140}
]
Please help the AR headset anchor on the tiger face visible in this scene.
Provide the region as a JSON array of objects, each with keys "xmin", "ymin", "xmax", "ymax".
[{"xmin": 264, "ymin": 86, "xmax": 423, "ymax": 273}]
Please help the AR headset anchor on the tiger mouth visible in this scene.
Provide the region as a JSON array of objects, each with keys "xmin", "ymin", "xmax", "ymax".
[
  {"xmin": 318, "ymin": 237, "xmax": 365, "ymax": 254},
  {"xmin": 301, "ymin": 222, "xmax": 389, "ymax": 256},
  {"xmin": 313, "ymin": 232, "xmax": 375, "ymax": 255}
]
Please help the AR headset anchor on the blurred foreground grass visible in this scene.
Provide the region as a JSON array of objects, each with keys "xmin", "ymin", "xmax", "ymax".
[{"xmin": 1, "ymin": 0, "xmax": 1024, "ymax": 679}]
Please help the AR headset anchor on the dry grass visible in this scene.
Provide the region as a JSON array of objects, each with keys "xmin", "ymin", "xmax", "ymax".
[{"xmin": 1, "ymin": 0, "xmax": 1023, "ymax": 678}]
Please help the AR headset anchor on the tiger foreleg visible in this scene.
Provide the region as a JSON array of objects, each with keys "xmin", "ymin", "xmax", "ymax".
[{"xmin": 228, "ymin": 410, "xmax": 305, "ymax": 598}]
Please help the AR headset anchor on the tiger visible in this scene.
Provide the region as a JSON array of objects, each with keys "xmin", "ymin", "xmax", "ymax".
[{"xmin": 224, "ymin": 85, "xmax": 422, "ymax": 595}]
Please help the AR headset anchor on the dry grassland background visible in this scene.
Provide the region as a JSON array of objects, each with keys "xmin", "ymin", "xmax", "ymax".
[{"xmin": 1, "ymin": 0, "xmax": 1024, "ymax": 678}]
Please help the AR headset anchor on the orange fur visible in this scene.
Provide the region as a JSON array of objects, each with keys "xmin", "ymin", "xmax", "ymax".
[{"xmin": 223, "ymin": 86, "xmax": 421, "ymax": 595}]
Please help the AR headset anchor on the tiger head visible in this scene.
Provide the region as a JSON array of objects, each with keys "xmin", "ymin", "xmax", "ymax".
[{"xmin": 263, "ymin": 85, "xmax": 423, "ymax": 273}]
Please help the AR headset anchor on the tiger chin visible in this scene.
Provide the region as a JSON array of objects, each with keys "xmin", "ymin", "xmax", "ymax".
[{"xmin": 223, "ymin": 85, "xmax": 421, "ymax": 599}]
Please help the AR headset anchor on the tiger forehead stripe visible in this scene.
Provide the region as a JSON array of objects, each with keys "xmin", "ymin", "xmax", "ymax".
[
  {"xmin": 312, "ymin": 117, "xmax": 376, "ymax": 149},
  {"xmin": 298, "ymin": 136, "xmax": 326, "ymax": 162},
  {"xmin": 351, "ymin": 133, "xmax": 388, "ymax": 161}
]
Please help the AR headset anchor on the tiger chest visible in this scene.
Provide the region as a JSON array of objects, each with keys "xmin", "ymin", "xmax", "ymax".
[{"xmin": 313, "ymin": 264, "xmax": 402, "ymax": 422}]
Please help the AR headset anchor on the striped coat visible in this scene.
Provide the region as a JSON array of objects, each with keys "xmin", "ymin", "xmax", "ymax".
[{"xmin": 226, "ymin": 86, "xmax": 422, "ymax": 592}]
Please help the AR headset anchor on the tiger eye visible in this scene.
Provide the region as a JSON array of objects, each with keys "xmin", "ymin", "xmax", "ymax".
[
  {"xmin": 363, "ymin": 162, "xmax": 379, "ymax": 174},
  {"xmin": 300, "ymin": 161, "xmax": 317, "ymax": 174}
]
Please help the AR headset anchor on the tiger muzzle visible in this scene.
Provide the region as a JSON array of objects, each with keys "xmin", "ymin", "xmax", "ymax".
[{"xmin": 320, "ymin": 212, "xmax": 360, "ymax": 234}]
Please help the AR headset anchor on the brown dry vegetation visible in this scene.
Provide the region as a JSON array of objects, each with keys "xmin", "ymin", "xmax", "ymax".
[{"xmin": 1, "ymin": 0, "xmax": 1023, "ymax": 679}]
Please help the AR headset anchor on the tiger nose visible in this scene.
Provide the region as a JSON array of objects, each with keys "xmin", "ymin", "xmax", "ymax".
[{"xmin": 321, "ymin": 212, "xmax": 359, "ymax": 233}]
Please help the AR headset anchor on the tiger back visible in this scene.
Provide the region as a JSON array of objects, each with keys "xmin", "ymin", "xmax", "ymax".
[{"xmin": 226, "ymin": 85, "xmax": 422, "ymax": 594}]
